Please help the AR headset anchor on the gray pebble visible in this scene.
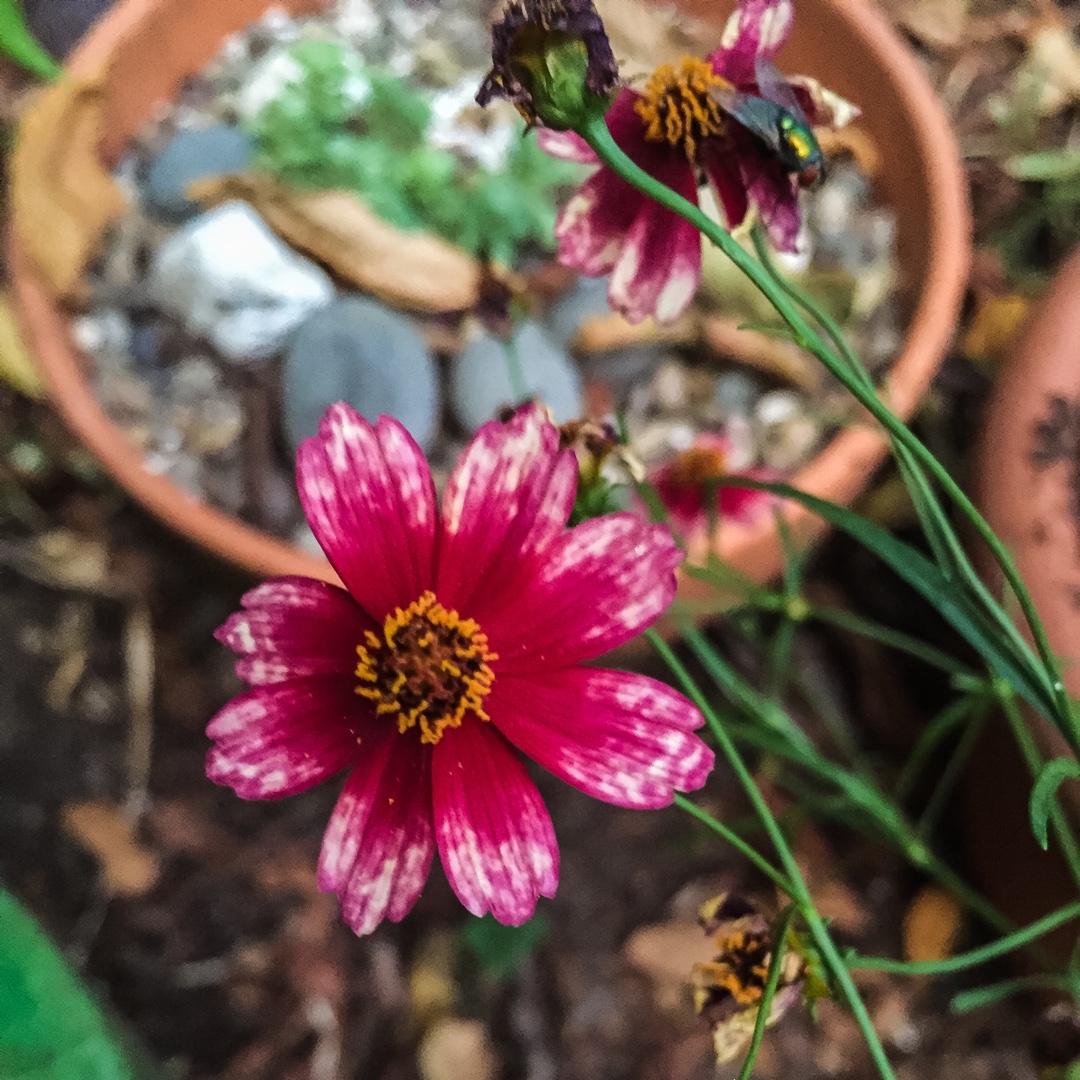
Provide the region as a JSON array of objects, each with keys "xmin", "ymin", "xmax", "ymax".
[
  {"xmin": 145, "ymin": 125, "xmax": 254, "ymax": 221},
  {"xmin": 450, "ymin": 321, "xmax": 582, "ymax": 434},
  {"xmin": 283, "ymin": 296, "xmax": 439, "ymax": 454}
]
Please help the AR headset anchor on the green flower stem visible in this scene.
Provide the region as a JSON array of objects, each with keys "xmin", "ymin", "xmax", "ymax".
[
  {"xmin": 578, "ymin": 112, "xmax": 1075, "ymax": 753},
  {"xmin": 997, "ymin": 681, "xmax": 1080, "ymax": 896},
  {"xmin": 672, "ymin": 793, "xmax": 794, "ymax": 894},
  {"xmin": 736, "ymin": 905, "xmax": 798, "ymax": 1080},
  {"xmin": 950, "ymin": 974, "xmax": 1072, "ymax": 1014},
  {"xmin": 849, "ymin": 899, "xmax": 1080, "ymax": 975},
  {"xmin": 501, "ymin": 336, "xmax": 529, "ymax": 403},
  {"xmin": 648, "ymin": 629, "xmax": 899, "ymax": 1080}
]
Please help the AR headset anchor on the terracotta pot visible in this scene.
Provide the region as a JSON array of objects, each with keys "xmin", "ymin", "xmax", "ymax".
[{"xmin": 9, "ymin": 0, "xmax": 970, "ymax": 592}]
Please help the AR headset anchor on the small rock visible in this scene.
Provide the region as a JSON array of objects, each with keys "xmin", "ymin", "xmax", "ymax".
[
  {"xmin": 754, "ymin": 390, "xmax": 821, "ymax": 471},
  {"xmin": 713, "ymin": 369, "xmax": 761, "ymax": 419},
  {"xmin": 72, "ymin": 308, "xmax": 131, "ymax": 361},
  {"xmin": 149, "ymin": 201, "xmax": 334, "ymax": 363},
  {"xmin": 145, "ymin": 125, "xmax": 254, "ymax": 221},
  {"xmin": 418, "ymin": 1018, "xmax": 498, "ymax": 1080},
  {"xmin": 22, "ymin": 0, "xmax": 116, "ymax": 59},
  {"xmin": 450, "ymin": 321, "xmax": 582, "ymax": 433},
  {"xmin": 283, "ymin": 296, "xmax": 439, "ymax": 453},
  {"xmin": 545, "ymin": 275, "xmax": 611, "ymax": 351}
]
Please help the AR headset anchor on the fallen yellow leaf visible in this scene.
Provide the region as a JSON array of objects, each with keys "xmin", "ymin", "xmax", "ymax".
[
  {"xmin": 902, "ymin": 884, "xmax": 962, "ymax": 963},
  {"xmin": 0, "ymin": 291, "xmax": 44, "ymax": 398},
  {"xmin": 61, "ymin": 800, "xmax": 160, "ymax": 898}
]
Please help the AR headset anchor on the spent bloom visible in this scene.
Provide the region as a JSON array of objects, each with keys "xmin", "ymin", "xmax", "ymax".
[
  {"xmin": 477, "ymin": 0, "xmax": 619, "ymax": 129},
  {"xmin": 207, "ymin": 403, "xmax": 714, "ymax": 934},
  {"xmin": 538, "ymin": 0, "xmax": 858, "ymax": 323},
  {"xmin": 692, "ymin": 894, "xmax": 808, "ymax": 1063}
]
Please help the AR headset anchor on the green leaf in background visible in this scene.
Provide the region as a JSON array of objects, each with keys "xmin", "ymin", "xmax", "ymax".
[
  {"xmin": 1029, "ymin": 758, "xmax": 1080, "ymax": 850},
  {"xmin": 1006, "ymin": 148, "xmax": 1080, "ymax": 183},
  {"xmin": 0, "ymin": 0, "xmax": 60, "ymax": 80},
  {"xmin": 461, "ymin": 913, "xmax": 548, "ymax": 981},
  {"xmin": 0, "ymin": 888, "xmax": 150, "ymax": 1080}
]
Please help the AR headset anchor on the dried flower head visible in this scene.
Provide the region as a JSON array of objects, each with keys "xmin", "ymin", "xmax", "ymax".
[
  {"xmin": 477, "ymin": 0, "xmax": 619, "ymax": 129},
  {"xmin": 692, "ymin": 894, "xmax": 806, "ymax": 1064}
]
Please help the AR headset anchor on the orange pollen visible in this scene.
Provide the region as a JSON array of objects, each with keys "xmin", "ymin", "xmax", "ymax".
[
  {"xmin": 355, "ymin": 591, "xmax": 497, "ymax": 746},
  {"xmin": 635, "ymin": 55, "xmax": 728, "ymax": 160},
  {"xmin": 669, "ymin": 444, "xmax": 729, "ymax": 486}
]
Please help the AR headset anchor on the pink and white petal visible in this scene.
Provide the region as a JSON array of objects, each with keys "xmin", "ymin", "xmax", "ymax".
[
  {"xmin": 702, "ymin": 146, "xmax": 751, "ymax": 232},
  {"xmin": 491, "ymin": 668, "xmax": 713, "ymax": 809},
  {"xmin": 788, "ymin": 76, "xmax": 861, "ymax": 129},
  {"xmin": 484, "ymin": 512, "xmax": 682, "ymax": 671},
  {"xmin": 719, "ymin": 469, "xmax": 783, "ymax": 523},
  {"xmin": 436, "ymin": 403, "xmax": 579, "ymax": 618},
  {"xmin": 318, "ymin": 731, "xmax": 435, "ymax": 936},
  {"xmin": 206, "ymin": 675, "xmax": 368, "ymax": 799},
  {"xmin": 607, "ymin": 158, "xmax": 703, "ymax": 324},
  {"xmin": 217, "ymin": 576, "xmax": 376, "ymax": 686},
  {"xmin": 710, "ymin": 0, "xmax": 794, "ymax": 83},
  {"xmin": 537, "ymin": 127, "xmax": 598, "ymax": 164},
  {"xmin": 432, "ymin": 719, "xmax": 558, "ymax": 924},
  {"xmin": 740, "ymin": 147, "xmax": 802, "ymax": 252},
  {"xmin": 297, "ymin": 405, "xmax": 438, "ymax": 622}
]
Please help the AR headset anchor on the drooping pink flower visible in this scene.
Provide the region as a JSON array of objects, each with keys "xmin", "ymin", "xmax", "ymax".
[
  {"xmin": 207, "ymin": 403, "xmax": 714, "ymax": 934},
  {"xmin": 539, "ymin": 0, "xmax": 857, "ymax": 324},
  {"xmin": 649, "ymin": 434, "xmax": 778, "ymax": 536}
]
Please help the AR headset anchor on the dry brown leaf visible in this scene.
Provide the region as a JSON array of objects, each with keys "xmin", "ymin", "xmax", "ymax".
[
  {"xmin": 574, "ymin": 309, "xmax": 698, "ymax": 353},
  {"xmin": 624, "ymin": 921, "xmax": 716, "ymax": 1011},
  {"xmin": 816, "ymin": 126, "xmax": 883, "ymax": 180},
  {"xmin": 703, "ymin": 315, "xmax": 823, "ymax": 392},
  {"xmin": 902, "ymin": 884, "xmax": 963, "ymax": 963},
  {"xmin": 11, "ymin": 75, "xmax": 128, "ymax": 303},
  {"xmin": 61, "ymin": 799, "xmax": 160, "ymax": 897},
  {"xmin": 192, "ymin": 174, "xmax": 483, "ymax": 313},
  {"xmin": 595, "ymin": 0, "xmax": 715, "ymax": 77},
  {"xmin": 418, "ymin": 1018, "xmax": 498, "ymax": 1080},
  {"xmin": 962, "ymin": 291, "xmax": 1031, "ymax": 371}
]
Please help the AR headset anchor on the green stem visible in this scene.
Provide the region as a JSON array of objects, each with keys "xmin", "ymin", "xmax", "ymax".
[
  {"xmin": 648, "ymin": 630, "xmax": 898, "ymax": 1080},
  {"xmin": 736, "ymin": 905, "xmax": 798, "ymax": 1080},
  {"xmin": 579, "ymin": 112, "xmax": 1074, "ymax": 752},
  {"xmin": 998, "ymin": 682, "xmax": 1080, "ymax": 895},
  {"xmin": 673, "ymin": 793, "xmax": 793, "ymax": 894},
  {"xmin": 951, "ymin": 974, "xmax": 1071, "ymax": 1014},
  {"xmin": 501, "ymin": 336, "xmax": 529, "ymax": 402},
  {"xmin": 849, "ymin": 899, "xmax": 1080, "ymax": 975}
]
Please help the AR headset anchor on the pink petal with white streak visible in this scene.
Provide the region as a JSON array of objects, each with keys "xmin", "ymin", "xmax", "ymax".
[
  {"xmin": 217, "ymin": 576, "xmax": 376, "ymax": 686},
  {"xmin": 433, "ymin": 719, "xmax": 558, "ymax": 924},
  {"xmin": 537, "ymin": 128, "xmax": 598, "ymax": 164},
  {"xmin": 711, "ymin": 0, "xmax": 794, "ymax": 83},
  {"xmin": 318, "ymin": 731, "xmax": 434, "ymax": 936},
  {"xmin": 206, "ymin": 675, "xmax": 367, "ymax": 799},
  {"xmin": 607, "ymin": 154, "xmax": 703, "ymax": 323},
  {"xmin": 436, "ymin": 403, "xmax": 578, "ymax": 618},
  {"xmin": 741, "ymin": 147, "xmax": 802, "ymax": 252},
  {"xmin": 492, "ymin": 668, "xmax": 713, "ymax": 809},
  {"xmin": 702, "ymin": 148, "xmax": 751, "ymax": 232},
  {"xmin": 788, "ymin": 76, "xmax": 861, "ymax": 129},
  {"xmin": 297, "ymin": 405, "xmax": 437, "ymax": 622},
  {"xmin": 483, "ymin": 513, "xmax": 682, "ymax": 672}
]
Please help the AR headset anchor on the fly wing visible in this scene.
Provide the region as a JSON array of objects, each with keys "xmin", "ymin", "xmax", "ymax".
[
  {"xmin": 709, "ymin": 83, "xmax": 785, "ymax": 155},
  {"xmin": 753, "ymin": 56, "xmax": 811, "ymax": 128}
]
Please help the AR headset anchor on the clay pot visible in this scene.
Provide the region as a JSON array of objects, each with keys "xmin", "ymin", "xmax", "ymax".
[{"xmin": 9, "ymin": 0, "xmax": 970, "ymax": 592}]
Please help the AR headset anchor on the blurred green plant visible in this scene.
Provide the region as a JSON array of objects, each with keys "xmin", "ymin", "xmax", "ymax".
[
  {"xmin": 248, "ymin": 41, "xmax": 581, "ymax": 266},
  {"xmin": 0, "ymin": 0, "xmax": 59, "ymax": 80},
  {"xmin": 0, "ymin": 888, "xmax": 155, "ymax": 1079},
  {"xmin": 461, "ymin": 912, "xmax": 548, "ymax": 981}
]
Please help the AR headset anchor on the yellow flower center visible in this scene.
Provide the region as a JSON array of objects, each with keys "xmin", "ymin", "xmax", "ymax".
[
  {"xmin": 355, "ymin": 591, "xmax": 497, "ymax": 746},
  {"xmin": 635, "ymin": 56, "xmax": 729, "ymax": 161}
]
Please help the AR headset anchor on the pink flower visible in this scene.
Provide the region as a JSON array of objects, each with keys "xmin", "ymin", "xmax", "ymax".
[
  {"xmin": 539, "ymin": 0, "xmax": 857, "ymax": 324},
  {"xmin": 207, "ymin": 403, "xmax": 714, "ymax": 934},
  {"xmin": 649, "ymin": 434, "xmax": 778, "ymax": 536}
]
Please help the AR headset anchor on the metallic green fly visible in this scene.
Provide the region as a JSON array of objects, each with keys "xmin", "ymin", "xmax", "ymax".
[{"xmin": 711, "ymin": 58, "xmax": 825, "ymax": 188}]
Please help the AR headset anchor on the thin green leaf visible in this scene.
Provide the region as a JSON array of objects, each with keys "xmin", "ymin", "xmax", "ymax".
[
  {"xmin": 462, "ymin": 914, "xmax": 548, "ymax": 981},
  {"xmin": 1029, "ymin": 758, "xmax": 1080, "ymax": 850},
  {"xmin": 723, "ymin": 480, "xmax": 1059, "ymax": 721},
  {"xmin": 0, "ymin": 0, "xmax": 60, "ymax": 80},
  {"xmin": 1006, "ymin": 148, "xmax": 1080, "ymax": 182}
]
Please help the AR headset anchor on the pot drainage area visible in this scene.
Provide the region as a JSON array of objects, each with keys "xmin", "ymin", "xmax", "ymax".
[{"xmin": 75, "ymin": 0, "xmax": 900, "ymax": 552}]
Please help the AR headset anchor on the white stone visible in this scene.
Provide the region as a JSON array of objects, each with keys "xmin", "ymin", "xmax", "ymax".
[{"xmin": 149, "ymin": 202, "xmax": 334, "ymax": 363}]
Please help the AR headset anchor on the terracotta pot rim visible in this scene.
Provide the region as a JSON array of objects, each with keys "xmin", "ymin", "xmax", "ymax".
[{"xmin": 10, "ymin": 0, "xmax": 971, "ymax": 588}]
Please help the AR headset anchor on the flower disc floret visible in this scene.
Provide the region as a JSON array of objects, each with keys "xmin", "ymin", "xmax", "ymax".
[
  {"xmin": 355, "ymin": 591, "xmax": 497, "ymax": 745},
  {"xmin": 635, "ymin": 57, "xmax": 729, "ymax": 161}
]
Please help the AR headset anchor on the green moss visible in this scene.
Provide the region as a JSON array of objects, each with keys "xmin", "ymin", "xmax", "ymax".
[{"xmin": 247, "ymin": 41, "xmax": 583, "ymax": 265}]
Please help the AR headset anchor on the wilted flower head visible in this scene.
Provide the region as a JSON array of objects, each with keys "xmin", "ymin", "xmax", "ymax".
[
  {"xmin": 538, "ymin": 0, "xmax": 858, "ymax": 322},
  {"xmin": 477, "ymin": 0, "xmax": 619, "ymax": 129},
  {"xmin": 693, "ymin": 894, "xmax": 806, "ymax": 1063},
  {"xmin": 207, "ymin": 402, "xmax": 713, "ymax": 934}
]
